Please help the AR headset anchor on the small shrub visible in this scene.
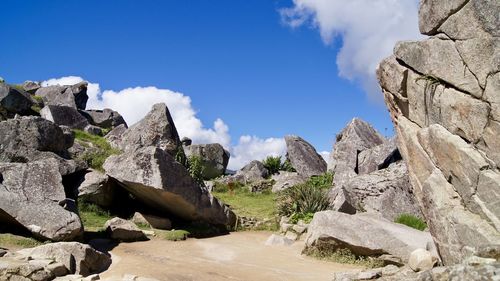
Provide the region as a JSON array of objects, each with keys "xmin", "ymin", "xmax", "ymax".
[
  {"xmin": 73, "ymin": 129, "xmax": 121, "ymax": 172},
  {"xmin": 187, "ymin": 156, "xmax": 205, "ymax": 185},
  {"xmin": 78, "ymin": 199, "xmax": 112, "ymax": 230},
  {"xmin": 30, "ymin": 105, "xmax": 42, "ymax": 113},
  {"xmin": 160, "ymin": 229, "xmax": 190, "ymax": 241},
  {"xmin": 289, "ymin": 212, "xmax": 314, "ymax": 224},
  {"xmin": 175, "ymin": 146, "xmax": 188, "ymax": 167},
  {"xmin": 277, "ymin": 183, "xmax": 330, "ymax": 218},
  {"xmin": 308, "ymin": 172, "xmax": 334, "ymax": 189},
  {"xmin": 32, "ymin": 95, "xmax": 44, "ymax": 103},
  {"xmin": 395, "ymin": 214, "xmax": 427, "ymax": 231},
  {"xmin": 304, "ymin": 246, "xmax": 384, "ymax": 268},
  {"xmin": 263, "ymin": 156, "xmax": 282, "ymax": 175},
  {"xmin": 280, "ymin": 158, "xmax": 296, "ymax": 172}
]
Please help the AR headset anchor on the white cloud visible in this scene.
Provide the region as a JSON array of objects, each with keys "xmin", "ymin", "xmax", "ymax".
[
  {"xmin": 43, "ymin": 76, "xmax": 286, "ymax": 170},
  {"xmin": 280, "ymin": 0, "xmax": 422, "ymax": 99},
  {"xmin": 319, "ymin": 150, "xmax": 330, "ymax": 163}
]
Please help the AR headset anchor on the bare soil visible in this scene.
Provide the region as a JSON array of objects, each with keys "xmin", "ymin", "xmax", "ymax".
[{"xmin": 99, "ymin": 231, "xmax": 362, "ymax": 281}]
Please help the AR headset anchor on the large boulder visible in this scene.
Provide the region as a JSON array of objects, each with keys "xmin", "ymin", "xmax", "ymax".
[
  {"xmin": 105, "ymin": 123, "xmax": 128, "ymax": 148},
  {"xmin": 103, "ymin": 146, "xmax": 236, "ymax": 228},
  {"xmin": 305, "ymin": 211, "xmax": 438, "ymax": 262},
  {"xmin": 328, "ymin": 118, "xmax": 385, "ymax": 188},
  {"xmin": 0, "ymin": 116, "xmax": 83, "ymax": 175},
  {"xmin": 271, "ymin": 171, "xmax": 308, "ymax": 193},
  {"xmin": 40, "ymin": 105, "xmax": 90, "ymax": 130},
  {"xmin": 378, "ymin": 0, "xmax": 500, "ymax": 265},
  {"xmin": 118, "ymin": 103, "xmax": 181, "ymax": 156},
  {"xmin": 235, "ymin": 160, "xmax": 269, "ymax": 183},
  {"xmin": 80, "ymin": 108, "xmax": 127, "ymax": 129},
  {"xmin": 285, "ymin": 135, "xmax": 327, "ymax": 177},
  {"xmin": 184, "ymin": 143, "xmax": 230, "ymax": 180},
  {"xmin": 35, "ymin": 82, "xmax": 88, "ymax": 110},
  {"xmin": 337, "ymin": 161, "xmax": 421, "ymax": 221},
  {"xmin": 15, "ymin": 242, "xmax": 111, "ymax": 276},
  {"xmin": 0, "ymin": 159, "xmax": 83, "ymax": 241},
  {"xmin": 0, "ymin": 83, "xmax": 35, "ymax": 119},
  {"xmin": 104, "ymin": 217, "xmax": 147, "ymax": 242},
  {"xmin": 77, "ymin": 170, "xmax": 116, "ymax": 208}
]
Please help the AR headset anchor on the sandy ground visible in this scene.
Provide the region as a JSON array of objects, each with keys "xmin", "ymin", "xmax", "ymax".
[{"xmin": 99, "ymin": 231, "xmax": 361, "ymax": 281}]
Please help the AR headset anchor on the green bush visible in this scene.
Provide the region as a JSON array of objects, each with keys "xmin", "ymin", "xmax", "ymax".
[
  {"xmin": 32, "ymin": 95, "xmax": 44, "ymax": 103},
  {"xmin": 280, "ymin": 158, "xmax": 296, "ymax": 172},
  {"xmin": 160, "ymin": 229, "xmax": 190, "ymax": 241},
  {"xmin": 289, "ymin": 212, "xmax": 314, "ymax": 224},
  {"xmin": 308, "ymin": 172, "xmax": 334, "ymax": 189},
  {"xmin": 73, "ymin": 129, "xmax": 121, "ymax": 172},
  {"xmin": 262, "ymin": 156, "xmax": 282, "ymax": 175},
  {"xmin": 395, "ymin": 214, "xmax": 427, "ymax": 231},
  {"xmin": 277, "ymin": 183, "xmax": 330, "ymax": 218},
  {"xmin": 187, "ymin": 156, "xmax": 204, "ymax": 185}
]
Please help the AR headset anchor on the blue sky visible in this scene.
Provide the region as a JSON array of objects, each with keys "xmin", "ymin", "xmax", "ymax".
[{"xmin": 0, "ymin": 0, "xmax": 420, "ymax": 168}]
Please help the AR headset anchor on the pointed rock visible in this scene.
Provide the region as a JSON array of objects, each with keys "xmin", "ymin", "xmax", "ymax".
[{"xmin": 285, "ymin": 135, "xmax": 326, "ymax": 177}]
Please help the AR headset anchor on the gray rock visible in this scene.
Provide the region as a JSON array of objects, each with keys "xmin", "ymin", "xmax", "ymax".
[
  {"xmin": 0, "ymin": 83, "xmax": 35, "ymax": 119},
  {"xmin": 104, "ymin": 217, "xmax": 147, "ymax": 242},
  {"xmin": 342, "ymin": 161, "xmax": 422, "ymax": 221},
  {"xmin": 285, "ymin": 231, "xmax": 299, "ymax": 241},
  {"xmin": 285, "ymin": 135, "xmax": 326, "ymax": 177},
  {"xmin": 16, "ymin": 242, "xmax": 111, "ymax": 276},
  {"xmin": 83, "ymin": 125, "xmax": 103, "ymax": 136},
  {"xmin": 0, "ymin": 159, "xmax": 83, "ymax": 241},
  {"xmin": 329, "ymin": 186, "xmax": 356, "ymax": 215},
  {"xmin": 357, "ymin": 137, "xmax": 401, "ymax": 175},
  {"xmin": 328, "ymin": 118, "xmax": 385, "ymax": 188},
  {"xmin": 131, "ymin": 212, "xmax": 172, "ymax": 230},
  {"xmin": 21, "ymin": 81, "xmax": 41, "ymax": 94},
  {"xmin": 35, "ymin": 82, "xmax": 88, "ymax": 110},
  {"xmin": 181, "ymin": 137, "xmax": 192, "ymax": 146},
  {"xmin": 118, "ymin": 103, "xmax": 181, "ymax": 156},
  {"xmin": 104, "ymin": 146, "xmax": 236, "ymax": 228},
  {"xmin": 40, "ymin": 105, "xmax": 89, "ymax": 130},
  {"xmin": 264, "ymin": 234, "xmax": 293, "ymax": 246},
  {"xmin": 105, "ymin": 124, "xmax": 128, "ymax": 148},
  {"xmin": 305, "ymin": 211, "xmax": 437, "ymax": 262},
  {"xmin": 235, "ymin": 160, "xmax": 269, "ymax": 183},
  {"xmin": 418, "ymin": 0, "xmax": 468, "ymax": 35},
  {"xmin": 271, "ymin": 171, "xmax": 308, "ymax": 193},
  {"xmin": 78, "ymin": 170, "xmax": 116, "ymax": 208},
  {"xmin": 484, "ymin": 72, "xmax": 500, "ymax": 122},
  {"xmin": 184, "ymin": 143, "xmax": 230, "ymax": 179},
  {"xmin": 409, "ymin": 249, "xmax": 437, "ymax": 272},
  {"xmin": 81, "ymin": 108, "xmax": 127, "ymax": 129}
]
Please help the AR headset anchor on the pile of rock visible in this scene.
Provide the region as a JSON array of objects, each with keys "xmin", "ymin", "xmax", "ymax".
[{"xmin": 279, "ymin": 217, "xmax": 309, "ymax": 242}]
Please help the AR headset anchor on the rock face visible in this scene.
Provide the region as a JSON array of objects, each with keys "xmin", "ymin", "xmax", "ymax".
[
  {"xmin": 235, "ymin": 160, "xmax": 269, "ymax": 183},
  {"xmin": 0, "ymin": 83, "xmax": 34, "ymax": 119},
  {"xmin": 77, "ymin": 170, "xmax": 116, "ymax": 208},
  {"xmin": 357, "ymin": 137, "xmax": 401, "ymax": 175},
  {"xmin": 285, "ymin": 135, "xmax": 327, "ymax": 177},
  {"xmin": 104, "ymin": 146, "xmax": 236, "ymax": 228},
  {"xmin": 104, "ymin": 217, "xmax": 147, "ymax": 242},
  {"xmin": 184, "ymin": 143, "xmax": 230, "ymax": 180},
  {"xmin": 305, "ymin": 211, "xmax": 437, "ymax": 262},
  {"xmin": 378, "ymin": 0, "xmax": 500, "ymax": 265},
  {"xmin": 15, "ymin": 242, "xmax": 111, "ymax": 276},
  {"xmin": 131, "ymin": 212, "xmax": 172, "ymax": 230},
  {"xmin": 40, "ymin": 105, "xmax": 90, "ymax": 130},
  {"xmin": 118, "ymin": 103, "xmax": 181, "ymax": 156},
  {"xmin": 35, "ymin": 82, "xmax": 88, "ymax": 110},
  {"xmin": 0, "ymin": 159, "xmax": 83, "ymax": 241},
  {"xmin": 271, "ymin": 171, "xmax": 308, "ymax": 193},
  {"xmin": 81, "ymin": 108, "xmax": 127, "ymax": 129}
]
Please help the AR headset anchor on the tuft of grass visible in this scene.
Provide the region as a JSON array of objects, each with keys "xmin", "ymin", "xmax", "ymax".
[
  {"xmin": 30, "ymin": 105, "xmax": 42, "ymax": 113},
  {"xmin": 73, "ymin": 129, "xmax": 121, "ymax": 172},
  {"xmin": 289, "ymin": 212, "xmax": 314, "ymax": 224},
  {"xmin": 395, "ymin": 214, "xmax": 427, "ymax": 231},
  {"xmin": 304, "ymin": 246, "xmax": 384, "ymax": 268},
  {"xmin": 308, "ymin": 172, "xmax": 333, "ymax": 189},
  {"xmin": 277, "ymin": 183, "xmax": 330, "ymax": 218},
  {"xmin": 32, "ymin": 95, "xmax": 44, "ymax": 103},
  {"xmin": 263, "ymin": 156, "xmax": 282, "ymax": 175},
  {"xmin": 0, "ymin": 233, "xmax": 42, "ymax": 249},
  {"xmin": 78, "ymin": 199, "xmax": 113, "ymax": 231},
  {"xmin": 158, "ymin": 229, "xmax": 190, "ymax": 241}
]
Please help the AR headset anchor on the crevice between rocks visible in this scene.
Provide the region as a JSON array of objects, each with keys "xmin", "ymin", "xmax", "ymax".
[{"xmin": 425, "ymin": 0, "xmax": 472, "ymax": 36}]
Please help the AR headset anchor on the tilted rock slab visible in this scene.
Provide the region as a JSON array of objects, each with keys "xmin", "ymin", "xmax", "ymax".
[
  {"xmin": 0, "ymin": 159, "xmax": 83, "ymax": 241},
  {"xmin": 184, "ymin": 143, "xmax": 230, "ymax": 180},
  {"xmin": 80, "ymin": 108, "xmax": 127, "ymax": 129},
  {"xmin": 0, "ymin": 83, "xmax": 35, "ymax": 120},
  {"xmin": 35, "ymin": 82, "xmax": 88, "ymax": 110},
  {"xmin": 305, "ymin": 211, "xmax": 437, "ymax": 262},
  {"xmin": 285, "ymin": 135, "xmax": 327, "ymax": 177},
  {"xmin": 378, "ymin": 0, "xmax": 500, "ymax": 265},
  {"xmin": 104, "ymin": 146, "xmax": 236, "ymax": 228}
]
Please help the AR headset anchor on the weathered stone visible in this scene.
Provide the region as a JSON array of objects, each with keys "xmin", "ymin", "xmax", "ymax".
[
  {"xmin": 264, "ymin": 234, "xmax": 293, "ymax": 246},
  {"xmin": 418, "ymin": 0, "xmax": 469, "ymax": 35},
  {"xmin": 478, "ymin": 120, "xmax": 500, "ymax": 165},
  {"xmin": 131, "ymin": 212, "xmax": 172, "ymax": 230},
  {"xmin": 0, "ymin": 159, "xmax": 83, "ymax": 241},
  {"xmin": 16, "ymin": 242, "xmax": 111, "ymax": 276},
  {"xmin": 484, "ymin": 72, "xmax": 500, "ymax": 122},
  {"xmin": 184, "ymin": 143, "xmax": 230, "ymax": 179},
  {"xmin": 0, "ymin": 83, "xmax": 34, "ymax": 119},
  {"xmin": 78, "ymin": 170, "xmax": 116, "ymax": 208},
  {"xmin": 35, "ymin": 82, "xmax": 88, "ymax": 110},
  {"xmin": 104, "ymin": 218, "xmax": 147, "ymax": 242},
  {"xmin": 181, "ymin": 137, "xmax": 192, "ymax": 146},
  {"xmin": 118, "ymin": 103, "xmax": 181, "ymax": 156},
  {"xmin": 21, "ymin": 81, "xmax": 41, "ymax": 94},
  {"xmin": 271, "ymin": 171, "xmax": 308, "ymax": 193},
  {"xmin": 285, "ymin": 135, "xmax": 326, "ymax": 177},
  {"xmin": 357, "ymin": 137, "xmax": 401, "ymax": 175},
  {"xmin": 235, "ymin": 160, "xmax": 269, "ymax": 183},
  {"xmin": 104, "ymin": 146, "xmax": 236, "ymax": 227},
  {"xmin": 285, "ymin": 231, "xmax": 299, "ymax": 241},
  {"xmin": 329, "ymin": 186, "xmax": 357, "ymax": 215},
  {"xmin": 342, "ymin": 161, "xmax": 422, "ymax": 221},
  {"xmin": 305, "ymin": 211, "xmax": 437, "ymax": 262},
  {"xmin": 409, "ymin": 249, "xmax": 437, "ymax": 272},
  {"xmin": 81, "ymin": 108, "xmax": 127, "ymax": 129},
  {"xmin": 105, "ymin": 124, "xmax": 128, "ymax": 148},
  {"xmin": 40, "ymin": 105, "xmax": 89, "ymax": 130},
  {"xmin": 329, "ymin": 118, "xmax": 385, "ymax": 188},
  {"xmin": 83, "ymin": 125, "xmax": 103, "ymax": 136},
  {"xmin": 395, "ymin": 38, "xmax": 482, "ymax": 98}
]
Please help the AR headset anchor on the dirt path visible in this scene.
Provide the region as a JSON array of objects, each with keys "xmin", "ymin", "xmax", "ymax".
[{"xmin": 99, "ymin": 231, "xmax": 362, "ymax": 281}]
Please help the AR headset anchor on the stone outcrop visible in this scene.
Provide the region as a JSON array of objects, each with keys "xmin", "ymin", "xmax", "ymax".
[
  {"xmin": 378, "ymin": 0, "xmax": 500, "ymax": 265},
  {"xmin": 104, "ymin": 217, "xmax": 147, "ymax": 242},
  {"xmin": 77, "ymin": 170, "xmax": 117, "ymax": 208},
  {"xmin": 104, "ymin": 146, "xmax": 236, "ymax": 228},
  {"xmin": 305, "ymin": 211, "xmax": 438, "ymax": 262},
  {"xmin": 35, "ymin": 82, "xmax": 88, "ymax": 110},
  {"xmin": 105, "ymin": 124, "xmax": 128, "ymax": 148},
  {"xmin": 0, "ymin": 83, "xmax": 35, "ymax": 119},
  {"xmin": 40, "ymin": 105, "xmax": 90, "ymax": 130},
  {"xmin": 117, "ymin": 103, "xmax": 181, "ymax": 156},
  {"xmin": 285, "ymin": 135, "xmax": 327, "ymax": 177},
  {"xmin": 184, "ymin": 143, "xmax": 230, "ymax": 180},
  {"xmin": 235, "ymin": 160, "xmax": 269, "ymax": 183},
  {"xmin": 271, "ymin": 171, "xmax": 308, "ymax": 193},
  {"xmin": 0, "ymin": 159, "xmax": 83, "ymax": 241},
  {"xmin": 357, "ymin": 137, "xmax": 401, "ymax": 175},
  {"xmin": 131, "ymin": 212, "xmax": 172, "ymax": 230},
  {"xmin": 81, "ymin": 108, "xmax": 127, "ymax": 129}
]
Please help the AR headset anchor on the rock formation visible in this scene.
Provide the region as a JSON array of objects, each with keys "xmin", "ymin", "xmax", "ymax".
[
  {"xmin": 378, "ymin": 0, "xmax": 500, "ymax": 265},
  {"xmin": 285, "ymin": 135, "xmax": 327, "ymax": 177},
  {"xmin": 184, "ymin": 143, "xmax": 230, "ymax": 180},
  {"xmin": 35, "ymin": 82, "xmax": 88, "ymax": 110}
]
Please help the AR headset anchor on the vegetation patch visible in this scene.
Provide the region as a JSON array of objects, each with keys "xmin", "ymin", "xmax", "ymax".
[
  {"xmin": 73, "ymin": 129, "xmax": 121, "ymax": 172},
  {"xmin": 304, "ymin": 246, "xmax": 384, "ymax": 268},
  {"xmin": 262, "ymin": 156, "xmax": 296, "ymax": 175},
  {"xmin": 78, "ymin": 199, "xmax": 113, "ymax": 231},
  {"xmin": 0, "ymin": 233, "xmax": 42, "ymax": 249},
  {"xmin": 395, "ymin": 214, "xmax": 427, "ymax": 231},
  {"xmin": 157, "ymin": 229, "xmax": 190, "ymax": 241}
]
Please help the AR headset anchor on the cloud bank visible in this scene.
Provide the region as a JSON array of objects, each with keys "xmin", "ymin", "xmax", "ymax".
[
  {"xmin": 280, "ymin": 0, "xmax": 422, "ymax": 99},
  {"xmin": 43, "ymin": 76, "xmax": 287, "ymax": 170}
]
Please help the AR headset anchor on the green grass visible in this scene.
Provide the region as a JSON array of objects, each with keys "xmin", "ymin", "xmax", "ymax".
[
  {"xmin": 32, "ymin": 95, "xmax": 44, "ymax": 103},
  {"xmin": 0, "ymin": 233, "xmax": 42, "ymax": 249},
  {"xmin": 213, "ymin": 187, "xmax": 277, "ymax": 221},
  {"xmin": 78, "ymin": 200, "xmax": 113, "ymax": 231},
  {"xmin": 304, "ymin": 246, "xmax": 384, "ymax": 268},
  {"xmin": 157, "ymin": 229, "xmax": 190, "ymax": 241},
  {"xmin": 395, "ymin": 214, "xmax": 427, "ymax": 231},
  {"xmin": 73, "ymin": 129, "xmax": 121, "ymax": 172}
]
